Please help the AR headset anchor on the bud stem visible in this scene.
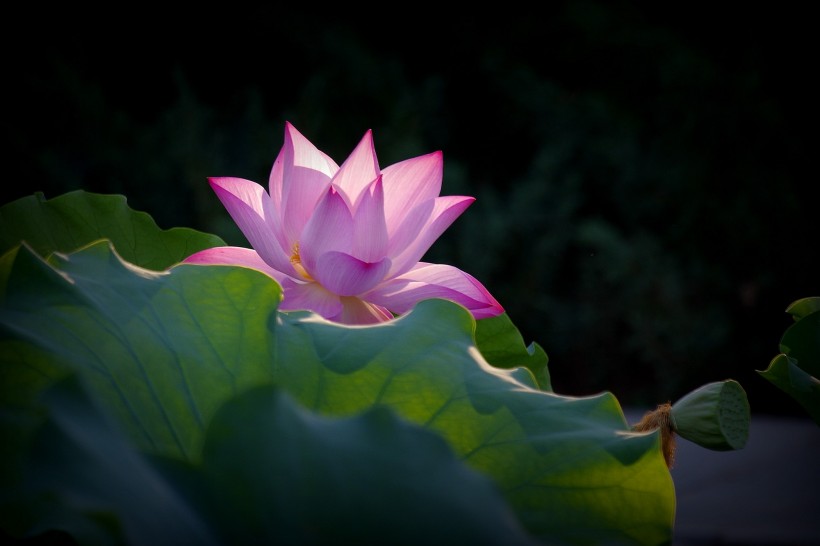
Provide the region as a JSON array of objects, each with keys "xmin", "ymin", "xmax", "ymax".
[{"xmin": 632, "ymin": 402, "xmax": 676, "ymax": 469}]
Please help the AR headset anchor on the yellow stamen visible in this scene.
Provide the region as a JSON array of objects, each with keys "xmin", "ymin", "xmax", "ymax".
[{"xmin": 290, "ymin": 241, "xmax": 313, "ymax": 281}]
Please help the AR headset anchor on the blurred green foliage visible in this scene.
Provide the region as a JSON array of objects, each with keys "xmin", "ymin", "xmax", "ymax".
[{"xmin": 3, "ymin": 4, "xmax": 815, "ymax": 414}]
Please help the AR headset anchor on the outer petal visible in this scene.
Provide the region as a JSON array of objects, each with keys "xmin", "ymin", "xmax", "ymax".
[
  {"xmin": 330, "ymin": 129, "xmax": 380, "ymax": 206},
  {"xmin": 365, "ymin": 262, "xmax": 504, "ymax": 319},
  {"xmin": 278, "ymin": 277, "xmax": 344, "ymax": 318},
  {"xmin": 386, "ymin": 195, "xmax": 475, "ymax": 278},
  {"xmin": 314, "ymin": 252, "xmax": 391, "ymax": 296},
  {"xmin": 182, "ymin": 246, "xmax": 291, "ymax": 284},
  {"xmin": 329, "ymin": 297, "xmax": 394, "ymax": 325},
  {"xmin": 380, "ymin": 151, "xmax": 443, "ymax": 234},
  {"xmin": 280, "ymin": 122, "xmax": 338, "ymax": 245},
  {"xmin": 267, "ymin": 145, "xmax": 286, "ymax": 213},
  {"xmin": 300, "ymin": 187, "xmax": 354, "ymax": 274},
  {"xmin": 209, "ymin": 177, "xmax": 295, "ymax": 275}
]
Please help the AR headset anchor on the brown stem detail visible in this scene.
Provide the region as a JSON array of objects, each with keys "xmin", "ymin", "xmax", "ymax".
[{"xmin": 632, "ymin": 402, "xmax": 676, "ymax": 469}]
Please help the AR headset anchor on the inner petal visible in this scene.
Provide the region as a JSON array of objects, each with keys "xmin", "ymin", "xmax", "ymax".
[
  {"xmin": 313, "ymin": 252, "xmax": 391, "ymax": 296},
  {"xmin": 330, "ymin": 129, "xmax": 380, "ymax": 204},
  {"xmin": 352, "ymin": 177, "xmax": 388, "ymax": 262},
  {"xmin": 299, "ymin": 187, "xmax": 354, "ymax": 274}
]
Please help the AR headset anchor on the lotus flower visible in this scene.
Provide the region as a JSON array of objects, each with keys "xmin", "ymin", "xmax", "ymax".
[{"xmin": 184, "ymin": 122, "xmax": 503, "ymax": 325}]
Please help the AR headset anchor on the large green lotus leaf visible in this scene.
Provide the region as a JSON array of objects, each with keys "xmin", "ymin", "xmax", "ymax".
[
  {"xmin": 474, "ymin": 312, "xmax": 551, "ymax": 390},
  {"xmin": 18, "ymin": 375, "xmax": 220, "ymax": 546},
  {"xmin": 1, "ymin": 242, "xmax": 278, "ymax": 461},
  {"xmin": 18, "ymin": 376, "xmax": 538, "ymax": 545},
  {"xmin": 0, "ymin": 191, "xmax": 224, "ymax": 270},
  {"xmin": 0, "ymin": 242, "xmax": 675, "ymax": 545},
  {"xmin": 161, "ymin": 384, "xmax": 540, "ymax": 545}
]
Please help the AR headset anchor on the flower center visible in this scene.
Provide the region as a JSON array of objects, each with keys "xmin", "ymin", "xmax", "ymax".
[{"xmin": 290, "ymin": 241, "xmax": 313, "ymax": 281}]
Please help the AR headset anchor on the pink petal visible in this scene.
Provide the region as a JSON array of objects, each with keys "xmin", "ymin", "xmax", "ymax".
[
  {"xmin": 365, "ymin": 262, "xmax": 504, "ymax": 319},
  {"xmin": 299, "ymin": 187, "xmax": 354, "ymax": 274},
  {"xmin": 278, "ymin": 277, "xmax": 344, "ymax": 318},
  {"xmin": 329, "ymin": 297, "xmax": 394, "ymax": 324},
  {"xmin": 313, "ymin": 252, "xmax": 391, "ymax": 296},
  {"xmin": 209, "ymin": 177, "xmax": 295, "ymax": 275},
  {"xmin": 282, "ymin": 121, "xmax": 339, "ymax": 177},
  {"xmin": 182, "ymin": 246, "xmax": 290, "ymax": 284},
  {"xmin": 381, "ymin": 151, "xmax": 443, "ymax": 234},
  {"xmin": 387, "ymin": 195, "xmax": 475, "ymax": 278},
  {"xmin": 268, "ymin": 146, "xmax": 286, "ymax": 212},
  {"xmin": 280, "ymin": 122, "xmax": 338, "ymax": 244},
  {"xmin": 330, "ymin": 129, "xmax": 380, "ymax": 206},
  {"xmin": 352, "ymin": 177, "xmax": 388, "ymax": 262},
  {"xmin": 271, "ymin": 122, "xmax": 336, "ymax": 212}
]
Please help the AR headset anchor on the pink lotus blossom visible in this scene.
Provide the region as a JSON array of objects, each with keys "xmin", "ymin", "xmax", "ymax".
[{"xmin": 184, "ymin": 122, "xmax": 503, "ymax": 325}]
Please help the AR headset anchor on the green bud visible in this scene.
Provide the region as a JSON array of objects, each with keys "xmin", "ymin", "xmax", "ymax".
[{"xmin": 670, "ymin": 380, "xmax": 750, "ymax": 451}]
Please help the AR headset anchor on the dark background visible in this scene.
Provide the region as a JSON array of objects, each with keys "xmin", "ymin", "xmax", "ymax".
[{"xmin": 3, "ymin": 4, "xmax": 816, "ymax": 416}]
